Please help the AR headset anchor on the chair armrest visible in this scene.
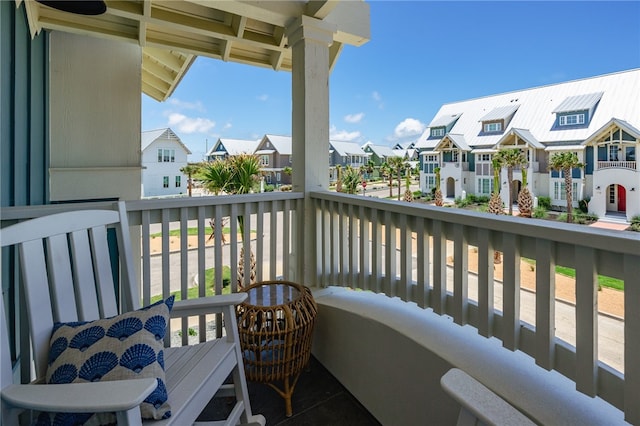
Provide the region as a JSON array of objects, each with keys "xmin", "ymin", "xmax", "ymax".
[
  {"xmin": 170, "ymin": 293, "xmax": 248, "ymax": 318},
  {"xmin": 441, "ymin": 368, "xmax": 536, "ymax": 426},
  {"xmin": 1, "ymin": 378, "xmax": 157, "ymax": 413}
]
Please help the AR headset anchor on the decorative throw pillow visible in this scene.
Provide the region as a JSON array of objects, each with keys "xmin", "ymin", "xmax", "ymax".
[{"xmin": 42, "ymin": 296, "xmax": 175, "ymax": 425}]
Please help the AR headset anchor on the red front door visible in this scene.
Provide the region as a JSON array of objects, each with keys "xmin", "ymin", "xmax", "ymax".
[{"xmin": 618, "ymin": 185, "xmax": 626, "ymax": 212}]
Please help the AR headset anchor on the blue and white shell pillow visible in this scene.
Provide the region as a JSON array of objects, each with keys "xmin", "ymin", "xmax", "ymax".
[{"xmin": 40, "ymin": 296, "xmax": 175, "ymax": 425}]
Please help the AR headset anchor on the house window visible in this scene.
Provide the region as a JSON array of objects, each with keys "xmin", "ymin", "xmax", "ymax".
[
  {"xmin": 559, "ymin": 113, "xmax": 585, "ymax": 126},
  {"xmin": 261, "ymin": 155, "xmax": 269, "ymax": 166},
  {"xmin": 609, "ymin": 145, "xmax": 619, "ymax": 161},
  {"xmin": 175, "ymin": 176, "xmax": 181, "ymax": 187},
  {"xmin": 609, "ymin": 186, "xmax": 616, "ymax": 204},
  {"xmin": 159, "ymin": 149, "xmax": 175, "ymax": 162},
  {"xmin": 431, "ymin": 127, "xmax": 445, "ymax": 138},
  {"xmin": 276, "ymin": 172, "xmax": 281, "ymax": 182},
  {"xmin": 477, "ymin": 178, "xmax": 493, "ymax": 194},
  {"xmin": 484, "ymin": 122, "xmax": 502, "ymax": 132},
  {"xmin": 426, "ymin": 175, "xmax": 435, "ymax": 190},
  {"xmin": 452, "ymin": 151, "xmax": 459, "ymax": 162},
  {"xmin": 163, "ymin": 176, "xmax": 169, "ymax": 188},
  {"xmin": 553, "ymin": 181, "xmax": 578, "ymax": 200},
  {"xmin": 265, "ymin": 175, "xmax": 271, "ymax": 184}
]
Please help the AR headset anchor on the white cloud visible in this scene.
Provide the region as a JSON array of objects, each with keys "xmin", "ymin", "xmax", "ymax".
[
  {"xmin": 168, "ymin": 113, "xmax": 216, "ymax": 134},
  {"xmin": 168, "ymin": 98, "xmax": 205, "ymax": 112},
  {"xmin": 393, "ymin": 118, "xmax": 426, "ymax": 139},
  {"xmin": 330, "ymin": 125, "xmax": 361, "ymax": 142},
  {"xmin": 372, "ymin": 91, "xmax": 384, "ymax": 109},
  {"xmin": 223, "ymin": 122, "xmax": 233, "ymax": 130},
  {"xmin": 344, "ymin": 112, "xmax": 364, "ymax": 124},
  {"xmin": 257, "ymin": 94, "xmax": 269, "ymax": 101}
]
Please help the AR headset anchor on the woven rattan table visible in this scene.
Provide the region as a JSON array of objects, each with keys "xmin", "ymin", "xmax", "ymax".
[{"xmin": 236, "ymin": 280, "xmax": 317, "ymax": 417}]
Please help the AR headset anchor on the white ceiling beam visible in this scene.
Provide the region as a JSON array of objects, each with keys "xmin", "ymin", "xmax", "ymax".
[{"xmin": 306, "ymin": 1, "xmax": 339, "ymax": 19}]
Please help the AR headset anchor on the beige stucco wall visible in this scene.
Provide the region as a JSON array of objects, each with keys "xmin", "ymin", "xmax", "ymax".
[{"xmin": 49, "ymin": 32, "xmax": 142, "ymax": 202}]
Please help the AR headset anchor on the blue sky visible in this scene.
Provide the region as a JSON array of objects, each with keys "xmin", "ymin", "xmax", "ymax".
[{"xmin": 142, "ymin": 1, "xmax": 640, "ymax": 161}]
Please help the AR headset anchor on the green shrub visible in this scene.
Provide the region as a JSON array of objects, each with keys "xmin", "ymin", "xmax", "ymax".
[
  {"xmin": 578, "ymin": 197, "xmax": 590, "ymax": 213},
  {"xmin": 263, "ymin": 184, "xmax": 275, "ymax": 192},
  {"xmin": 537, "ymin": 196, "xmax": 551, "ymax": 210},
  {"xmin": 630, "ymin": 215, "xmax": 640, "ymax": 232},
  {"xmin": 532, "ymin": 206, "xmax": 548, "ymax": 219}
]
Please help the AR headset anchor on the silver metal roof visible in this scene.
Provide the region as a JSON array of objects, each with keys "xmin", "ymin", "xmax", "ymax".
[
  {"xmin": 428, "ymin": 113, "xmax": 462, "ymax": 128},
  {"xmin": 479, "ymin": 104, "xmax": 520, "ymax": 122},
  {"xmin": 552, "ymin": 92, "xmax": 603, "ymax": 113}
]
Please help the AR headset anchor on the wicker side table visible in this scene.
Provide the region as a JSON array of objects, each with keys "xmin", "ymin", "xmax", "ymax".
[{"xmin": 236, "ymin": 280, "xmax": 317, "ymax": 417}]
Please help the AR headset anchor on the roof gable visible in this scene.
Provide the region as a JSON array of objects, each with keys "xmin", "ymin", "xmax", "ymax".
[
  {"xmin": 262, "ymin": 135, "xmax": 292, "ymax": 155},
  {"xmin": 552, "ymin": 92, "xmax": 603, "ymax": 114},
  {"xmin": 495, "ymin": 128, "xmax": 543, "ymax": 149},
  {"xmin": 582, "ymin": 118, "xmax": 640, "ymax": 146},
  {"xmin": 208, "ymin": 138, "xmax": 260, "ymax": 156},
  {"xmin": 141, "ymin": 128, "xmax": 191, "ymax": 154},
  {"xmin": 329, "ymin": 140, "xmax": 367, "ymax": 156},
  {"xmin": 433, "ymin": 134, "xmax": 471, "ymax": 152}
]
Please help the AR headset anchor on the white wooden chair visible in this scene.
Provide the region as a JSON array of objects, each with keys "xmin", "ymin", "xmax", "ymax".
[{"xmin": 0, "ymin": 202, "xmax": 265, "ymax": 426}]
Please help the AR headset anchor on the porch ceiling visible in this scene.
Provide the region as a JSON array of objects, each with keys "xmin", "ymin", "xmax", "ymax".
[{"xmin": 18, "ymin": 0, "xmax": 370, "ymax": 101}]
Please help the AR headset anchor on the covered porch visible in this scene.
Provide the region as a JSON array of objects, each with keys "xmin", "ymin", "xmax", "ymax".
[{"xmin": 2, "ymin": 1, "xmax": 640, "ymax": 425}]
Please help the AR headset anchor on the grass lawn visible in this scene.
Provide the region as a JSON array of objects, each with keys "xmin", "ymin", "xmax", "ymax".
[
  {"xmin": 150, "ymin": 227, "xmax": 231, "ymax": 238},
  {"xmin": 524, "ymin": 259, "xmax": 624, "ymax": 291},
  {"xmin": 150, "ymin": 266, "xmax": 232, "ymax": 303}
]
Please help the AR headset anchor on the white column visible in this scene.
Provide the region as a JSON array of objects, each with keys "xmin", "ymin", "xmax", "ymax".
[{"xmin": 286, "ymin": 16, "xmax": 336, "ymax": 285}]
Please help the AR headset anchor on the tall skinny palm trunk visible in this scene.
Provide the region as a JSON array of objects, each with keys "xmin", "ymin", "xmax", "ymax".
[{"xmin": 563, "ymin": 166, "xmax": 573, "ymax": 222}]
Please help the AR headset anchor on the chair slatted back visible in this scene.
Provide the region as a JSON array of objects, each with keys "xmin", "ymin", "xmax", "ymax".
[{"xmin": 0, "ymin": 202, "xmax": 139, "ymax": 381}]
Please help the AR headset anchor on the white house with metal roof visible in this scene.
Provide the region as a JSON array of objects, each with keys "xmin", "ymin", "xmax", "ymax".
[
  {"xmin": 416, "ymin": 69, "xmax": 640, "ymax": 221},
  {"xmin": 205, "ymin": 138, "xmax": 260, "ymax": 161},
  {"xmin": 141, "ymin": 128, "xmax": 191, "ymax": 198}
]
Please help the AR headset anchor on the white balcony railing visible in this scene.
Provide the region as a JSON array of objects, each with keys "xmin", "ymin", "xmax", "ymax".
[
  {"xmin": 598, "ymin": 161, "xmax": 637, "ymax": 170},
  {"xmin": 2, "ymin": 191, "xmax": 639, "ymax": 423},
  {"xmin": 311, "ymin": 191, "xmax": 639, "ymax": 424}
]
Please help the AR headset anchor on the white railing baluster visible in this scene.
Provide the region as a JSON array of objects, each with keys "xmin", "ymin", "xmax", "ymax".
[
  {"xmin": 256, "ymin": 201, "xmax": 265, "ymax": 282},
  {"xmin": 270, "ymin": 200, "xmax": 278, "ymax": 281},
  {"xmin": 348, "ymin": 204, "xmax": 357, "ymax": 287},
  {"xmin": 399, "ymin": 213, "xmax": 411, "ymax": 301},
  {"xmin": 371, "ymin": 208, "xmax": 382, "ymax": 293},
  {"xmin": 197, "ymin": 206, "xmax": 208, "ymax": 341},
  {"xmin": 535, "ymin": 239, "xmax": 555, "ymax": 370},
  {"xmin": 330, "ymin": 201, "xmax": 339, "ymax": 285},
  {"xmin": 141, "ymin": 210, "xmax": 151, "ymax": 306},
  {"xmin": 624, "ymin": 253, "xmax": 640, "ymax": 424},
  {"xmin": 359, "ymin": 205, "xmax": 369, "ymax": 291},
  {"xmin": 432, "ymin": 220, "xmax": 446, "ymax": 315},
  {"xmin": 161, "ymin": 209, "xmax": 171, "ymax": 299},
  {"xmin": 179, "ymin": 208, "xmax": 189, "ymax": 345},
  {"xmin": 502, "ymin": 233, "xmax": 520, "ymax": 351},
  {"xmin": 283, "ymin": 199, "xmax": 291, "ymax": 280},
  {"xmin": 575, "ymin": 246, "xmax": 598, "ymax": 396},
  {"xmin": 453, "ymin": 224, "xmax": 468, "ymax": 325},
  {"xmin": 384, "ymin": 210, "xmax": 396, "ymax": 297},
  {"xmin": 415, "ymin": 217, "xmax": 429, "ymax": 309},
  {"xmin": 476, "ymin": 228, "xmax": 493, "ymax": 338},
  {"xmin": 229, "ymin": 204, "xmax": 238, "ymax": 290}
]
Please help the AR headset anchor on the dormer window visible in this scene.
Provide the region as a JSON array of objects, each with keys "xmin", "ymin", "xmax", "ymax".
[
  {"xmin": 431, "ymin": 127, "xmax": 445, "ymax": 138},
  {"xmin": 559, "ymin": 113, "xmax": 585, "ymax": 126},
  {"xmin": 552, "ymin": 92, "xmax": 602, "ymax": 129},
  {"xmin": 484, "ymin": 122, "xmax": 502, "ymax": 133}
]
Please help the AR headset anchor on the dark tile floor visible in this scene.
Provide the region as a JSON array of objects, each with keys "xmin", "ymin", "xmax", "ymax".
[{"xmin": 198, "ymin": 356, "xmax": 381, "ymax": 425}]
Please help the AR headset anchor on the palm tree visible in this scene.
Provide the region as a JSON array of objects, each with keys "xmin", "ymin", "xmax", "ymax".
[
  {"xmin": 199, "ymin": 154, "xmax": 261, "ymax": 288},
  {"xmin": 517, "ymin": 167, "xmax": 533, "ymax": 218},
  {"xmin": 403, "ymin": 174, "xmax": 413, "ymax": 202},
  {"xmin": 380, "ymin": 161, "xmax": 393, "ymax": 198},
  {"xmin": 387, "ymin": 156, "xmax": 406, "ymax": 200},
  {"xmin": 335, "ymin": 165, "xmax": 343, "ymax": 193},
  {"xmin": 434, "ymin": 167, "xmax": 443, "ymax": 206},
  {"xmin": 549, "ymin": 152, "xmax": 584, "ymax": 223},
  {"xmin": 363, "ymin": 159, "xmax": 375, "ymax": 181},
  {"xmin": 494, "ymin": 148, "xmax": 527, "ymax": 215},
  {"xmin": 488, "ymin": 156, "xmax": 504, "ymax": 263},
  {"xmin": 180, "ymin": 163, "xmax": 201, "ymax": 197}
]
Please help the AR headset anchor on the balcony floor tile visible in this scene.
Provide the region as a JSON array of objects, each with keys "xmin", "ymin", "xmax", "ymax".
[{"xmin": 198, "ymin": 356, "xmax": 381, "ymax": 425}]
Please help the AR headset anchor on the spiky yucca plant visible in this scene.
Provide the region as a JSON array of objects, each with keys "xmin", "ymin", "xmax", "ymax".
[
  {"xmin": 517, "ymin": 167, "xmax": 533, "ymax": 217},
  {"xmin": 434, "ymin": 167, "xmax": 443, "ymax": 206},
  {"xmin": 404, "ymin": 174, "xmax": 413, "ymax": 202}
]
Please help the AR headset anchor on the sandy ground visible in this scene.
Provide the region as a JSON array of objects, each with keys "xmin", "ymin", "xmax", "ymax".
[{"xmin": 149, "ymin": 235, "xmax": 624, "ymax": 319}]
